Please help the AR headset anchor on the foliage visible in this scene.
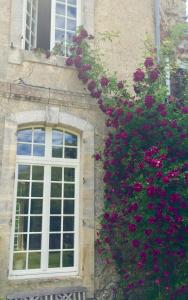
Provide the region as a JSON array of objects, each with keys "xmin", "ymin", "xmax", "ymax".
[{"xmin": 66, "ymin": 26, "xmax": 188, "ymax": 299}]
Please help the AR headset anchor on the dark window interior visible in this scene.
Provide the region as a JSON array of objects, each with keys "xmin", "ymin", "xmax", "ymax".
[{"xmin": 37, "ymin": 0, "xmax": 51, "ymax": 50}]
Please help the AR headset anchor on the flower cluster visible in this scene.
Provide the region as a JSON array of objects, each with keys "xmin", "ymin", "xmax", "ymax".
[{"xmin": 66, "ymin": 28, "xmax": 188, "ymax": 300}]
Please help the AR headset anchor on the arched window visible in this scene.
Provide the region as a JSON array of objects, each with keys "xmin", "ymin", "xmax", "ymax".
[{"xmin": 11, "ymin": 126, "xmax": 80, "ymax": 276}]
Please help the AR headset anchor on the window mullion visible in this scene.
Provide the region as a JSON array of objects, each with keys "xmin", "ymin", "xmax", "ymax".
[{"xmin": 41, "ymin": 164, "xmax": 51, "ymax": 270}]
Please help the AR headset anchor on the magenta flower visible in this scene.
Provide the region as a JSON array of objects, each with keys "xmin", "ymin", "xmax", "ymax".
[
  {"xmin": 100, "ymin": 77, "xmax": 109, "ymax": 87},
  {"xmin": 144, "ymin": 57, "xmax": 154, "ymax": 68},
  {"xmin": 148, "ymin": 216, "xmax": 156, "ymax": 224},
  {"xmin": 94, "ymin": 153, "xmax": 101, "ymax": 161},
  {"xmin": 134, "ymin": 215, "xmax": 142, "ymax": 223},
  {"xmin": 87, "ymin": 80, "xmax": 96, "ymax": 91},
  {"xmin": 133, "ymin": 182, "xmax": 143, "ymax": 192},
  {"xmin": 162, "ymin": 176, "xmax": 170, "ymax": 184},
  {"xmin": 181, "ymin": 106, "xmax": 188, "ymax": 114},
  {"xmin": 145, "ymin": 229, "xmax": 152, "ymax": 236},
  {"xmin": 128, "ymin": 223, "xmax": 137, "ymax": 232},
  {"xmin": 145, "ymin": 95, "xmax": 155, "ymax": 109},
  {"xmin": 74, "ymin": 55, "xmax": 82, "ymax": 68},
  {"xmin": 132, "ymin": 239, "xmax": 140, "ymax": 248},
  {"xmin": 76, "ymin": 47, "xmax": 83, "ymax": 55},
  {"xmin": 65, "ymin": 57, "xmax": 74, "ymax": 66},
  {"xmin": 148, "ymin": 68, "xmax": 160, "ymax": 82},
  {"xmin": 147, "ymin": 185, "xmax": 156, "ymax": 197},
  {"xmin": 133, "ymin": 68, "xmax": 145, "ymax": 81}
]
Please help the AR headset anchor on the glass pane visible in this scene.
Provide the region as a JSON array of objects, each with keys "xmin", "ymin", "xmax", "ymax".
[
  {"xmin": 26, "ymin": 27, "xmax": 30, "ymax": 40},
  {"xmin": 13, "ymin": 253, "xmax": 26, "ymax": 270},
  {"xmin": 32, "ymin": 7, "xmax": 36, "ymax": 19},
  {"xmin": 25, "ymin": 41, "xmax": 29, "ymax": 50},
  {"xmin": 64, "ymin": 200, "xmax": 74, "ymax": 214},
  {"xmin": 55, "ymin": 30, "xmax": 65, "ymax": 42},
  {"xmin": 67, "ymin": 19, "xmax": 76, "ymax": 31},
  {"xmin": 64, "ymin": 168, "xmax": 75, "ymax": 182},
  {"xmin": 51, "ymin": 167, "xmax": 62, "ymax": 181},
  {"xmin": 52, "ymin": 146, "xmax": 63, "ymax": 158},
  {"xmin": 50, "ymin": 216, "xmax": 61, "ymax": 232},
  {"xmin": 32, "ymin": 166, "xmax": 44, "ymax": 180},
  {"xmin": 17, "ymin": 129, "xmax": 32, "ymax": 143},
  {"xmin": 64, "ymin": 147, "xmax": 77, "ymax": 159},
  {"xmin": 15, "ymin": 216, "xmax": 28, "ymax": 232},
  {"xmin": 26, "ymin": 14, "xmax": 31, "ymax": 26},
  {"xmin": 14, "ymin": 234, "xmax": 27, "ymax": 251},
  {"xmin": 56, "ymin": 16, "xmax": 65, "ymax": 29},
  {"xmin": 29, "ymin": 234, "xmax": 41, "ymax": 250},
  {"xmin": 31, "ymin": 182, "xmax": 43, "ymax": 197},
  {"xmin": 33, "ymin": 145, "xmax": 45, "ymax": 156},
  {"xmin": 67, "ymin": 6, "xmax": 76, "ymax": 18},
  {"xmin": 67, "ymin": 31, "xmax": 74, "ymax": 42},
  {"xmin": 64, "ymin": 184, "xmax": 75, "ymax": 198},
  {"xmin": 34, "ymin": 128, "xmax": 45, "ymax": 143},
  {"xmin": 68, "ymin": 0, "xmax": 76, "ymax": 5},
  {"xmin": 31, "ymin": 21, "xmax": 35, "ymax": 33},
  {"xmin": 56, "ymin": 3, "xmax": 65, "ymax": 15},
  {"xmin": 17, "ymin": 182, "xmax": 30, "ymax": 197},
  {"xmin": 18, "ymin": 165, "xmax": 30, "ymax": 180},
  {"xmin": 27, "ymin": 0, "xmax": 31, "ymax": 13},
  {"xmin": 63, "ymin": 216, "xmax": 74, "ymax": 231},
  {"xmin": 63, "ymin": 233, "xmax": 74, "ymax": 249},
  {"xmin": 49, "ymin": 233, "xmax": 61, "ymax": 249},
  {"xmin": 62, "ymin": 251, "xmax": 74, "ymax": 267},
  {"xmin": 51, "ymin": 183, "xmax": 62, "ymax": 197},
  {"xmin": 16, "ymin": 199, "xmax": 29, "ymax": 214},
  {"xmin": 30, "ymin": 217, "xmax": 42, "ymax": 232},
  {"xmin": 50, "ymin": 200, "xmax": 61, "ymax": 214},
  {"xmin": 65, "ymin": 132, "xmax": 77, "ymax": 146},
  {"xmin": 28, "ymin": 252, "xmax": 41, "ymax": 269},
  {"xmin": 17, "ymin": 143, "xmax": 32, "ymax": 156},
  {"xmin": 30, "ymin": 199, "xmax": 43, "ymax": 214},
  {"xmin": 31, "ymin": 34, "xmax": 35, "ymax": 48},
  {"xmin": 49, "ymin": 251, "xmax": 60, "ymax": 268}
]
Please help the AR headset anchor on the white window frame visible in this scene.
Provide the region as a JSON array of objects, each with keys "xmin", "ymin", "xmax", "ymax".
[
  {"xmin": 22, "ymin": 0, "xmax": 82, "ymax": 52},
  {"xmin": 22, "ymin": 0, "xmax": 39, "ymax": 50},
  {"xmin": 51, "ymin": 0, "xmax": 82, "ymax": 52},
  {"xmin": 9, "ymin": 126, "xmax": 80, "ymax": 279}
]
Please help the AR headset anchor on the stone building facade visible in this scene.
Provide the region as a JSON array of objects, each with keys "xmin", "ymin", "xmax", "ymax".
[{"xmin": 0, "ymin": 0, "xmax": 186, "ymax": 299}]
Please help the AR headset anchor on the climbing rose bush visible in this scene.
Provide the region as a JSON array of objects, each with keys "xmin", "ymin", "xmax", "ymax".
[{"xmin": 66, "ymin": 28, "xmax": 188, "ymax": 300}]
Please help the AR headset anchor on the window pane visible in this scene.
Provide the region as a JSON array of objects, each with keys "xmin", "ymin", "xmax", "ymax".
[
  {"xmin": 28, "ymin": 252, "xmax": 41, "ymax": 269},
  {"xmin": 68, "ymin": 0, "xmax": 76, "ymax": 5},
  {"xmin": 32, "ymin": 166, "xmax": 44, "ymax": 180},
  {"xmin": 63, "ymin": 216, "xmax": 74, "ymax": 231},
  {"xmin": 56, "ymin": 3, "xmax": 65, "ymax": 15},
  {"xmin": 30, "ymin": 199, "xmax": 43, "ymax": 214},
  {"xmin": 52, "ymin": 130, "xmax": 63, "ymax": 145},
  {"xmin": 30, "ymin": 217, "xmax": 42, "ymax": 232},
  {"xmin": 50, "ymin": 200, "xmax": 62, "ymax": 214},
  {"xmin": 67, "ymin": 31, "xmax": 74, "ymax": 42},
  {"xmin": 34, "ymin": 128, "xmax": 45, "ymax": 143},
  {"xmin": 17, "ymin": 129, "xmax": 32, "ymax": 143},
  {"xmin": 33, "ymin": 145, "xmax": 45, "ymax": 156},
  {"xmin": 55, "ymin": 30, "xmax": 65, "ymax": 42},
  {"xmin": 51, "ymin": 167, "xmax": 62, "ymax": 181},
  {"xmin": 63, "ymin": 233, "xmax": 74, "ymax": 249},
  {"xmin": 26, "ymin": 14, "xmax": 31, "ymax": 26},
  {"xmin": 27, "ymin": 0, "xmax": 31, "ymax": 13},
  {"xmin": 64, "ymin": 148, "xmax": 77, "ymax": 159},
  {"xmin": 15, "ymin": 216, "xmax": 28, "ymax": 233},
  {"xmin": 49, "ymin": 251, "xmax": 60, "ymax": 268},
  {"xmin": 29, "ymin": 234, "xmax": 41, "ymax": 250},
  {"xmin": 52, "ymin": 146, "xmax": 63, "ymax": 158},
  {"xmin": 50, "ymin": 216, "xmax": 61, "ymax": 232},
  {"xmin": 64, "ymin": 184, "xmax": 75, "ymax": 198},
  {"xmin": 67, "ymin": 6, "xmax": 76, "ymax": 18},
  {"xmin": 62, "ymin": 251, "xmax": 74, "ymax": 267},
  {"xmin": 13, "ymin": 253, "xmax": 26, "ymax": 270},
  {"xmin": 65, "ymin": 132, "xmax": 77, "ymax": 146},
  {"xmin": 67, "ymin": 19, "xmax": 76, "ymax": 31},
  {"xmin": 64, "ymin": 200, "xmax": 74, "ymax": 214},
  {"xmin": 56, "ymin": 16, "xmax": 65, "ymax": 29},
  {"xmin": 18, "ymin": 165, "xmax": 30, "ymax": 180},
  {"xmin": 17, "ymin": 182, "xmax": 30, "ymax": 197},
  {"xmin": 17, "ymin": 143, "xmax": 32, "ymax": 156},
  {"xmin": 16, "ymin": 199, "xmax": 29, "ymax": 215},
  {"xmin": 64, "ymin": 168, "xmax": 75, "ymax": 182},
  {"xmin": 51, "ymin": 183, "xmax": 62, "ymax": 197},
  {"xmin": 49, "ymin": 233, "xmax": 61, "ymax": 249},
  {"xmin": 31, "ymin": 182, "xmax": 43, "ymax": 197},
  {"xmin": 14, "ymin": 234, "xmax": 27, "ymax": 251}
]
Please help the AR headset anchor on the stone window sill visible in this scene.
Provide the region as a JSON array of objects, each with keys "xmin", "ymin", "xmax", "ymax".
[{"xmin": 8, "ymin": 48, "xmax": 73, "ymax": 69}]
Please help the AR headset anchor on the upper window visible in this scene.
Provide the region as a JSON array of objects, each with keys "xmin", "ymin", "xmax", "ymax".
[
  {"xmin": 23, "ymin": 0, "xmax": 81, "ymax": 55},
  {"xmin": 10, "ymin": 127, "xmax": 79, "ymax": 277}
]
